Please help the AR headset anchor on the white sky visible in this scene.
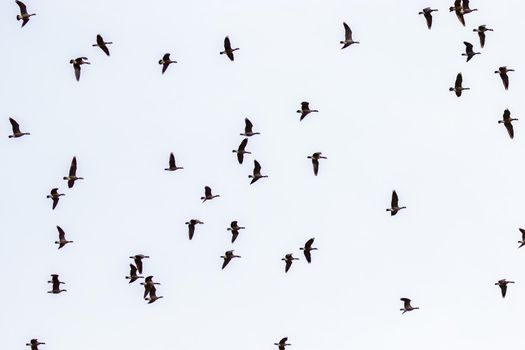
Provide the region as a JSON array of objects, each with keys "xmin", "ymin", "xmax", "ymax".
[{"xmin": 2, "ymin": 0, "xmax": 525, "ymax": 349}]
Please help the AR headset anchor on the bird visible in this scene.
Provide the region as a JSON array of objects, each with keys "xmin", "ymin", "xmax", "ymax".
[
  {"xmin": 473, "ymin": 25, "xmax": 493, "ymax": 48},
  {"xmin": 282, "ymin": 254, "xmax": 299, "ymax": 273},
  {"xmin": 220, "ymin": 36, "xmax": 239, "ymax": 61},
  {"xmin": 297, "ymin": 101, "xmax": 318, "ymax": 121},
  {"xmin": 15, "ymin": 1, "xmax": 36, "ymax": 28},
  {"xmin": 307, "ymin": 152, "xmax": 327, "ymax": 176},
  {"xmin": 125, "ymin": 264, "xmax": 143, "ymax": 284},
  {"xmin": 63, "ymin": 157, "xmax": 84, "ymax": 188},
  {"xmin": 8, "ymin": 117, "xmax": 30, "ymax": 138},
  {"xmin": 145, "ymin": 285, "xmax": 163, "ymax": 304},
  {"xmin": 26, "ymin": 339, "xmax": 45, "ymax": 350},
  {"xmin": 340, "ymin": 22, "xmax": 359, "ymax": 49},
  {"xmin": 185, "ymin": 219, "xmax": 204, "ymax": 240},
  {"xmin": 233, "ymin": 138, "xmax": 250, "ymax": 164},
  {"xmin": 92, "ymin": 34, "xmax": 112, "ymax": 56},
  {"xmin": 159, "ymin": 53, "xmax": 177, "ymax": 74},
  {"xmin": 495, "ymin": 279, "xmax": 515, "ymax": 298},
  {"xmin": 449, "ymin": 0, "xmax": 465, "ymax": 26},
  {"xmin": 54, "ymin": 226, "xmax": 73, "ymax": 249},
  {"xmin": 164, "ymin": 153, "xmax": 183, "ymax": 171},
  {"xmin": 494, "ymin": 66, "xmax": 514, "ymax": 90},
  {"xmin": 201, "ymin": 186, "xmax": 220, "ymax": 202},
  {"xmin": 419, "ymin": 7, "xmax": 438, "ymax": 29},
  {"xmin": 221, "ymin": 250, "xmax": 241, "ymax": 269},
  {"xmin": 386, "ymin": 190, "xmax": 406, "ymax": 216},
  {"xmin": 129, "ymin": 254, "xmax": 150, "ymax": 274},
  {"xmin": 69, "ymin": 57, "xmax": 90, "ymax": 81},
  {"xmin": 227, "ymin": 221, "xmax": 245, "ymax": 243},
  {"xmin": 141, "ymin": 276, "xmax": 161, "ymax": 299},
  {"xmin": 274, "ymin": 337, "xmax": 291, "ymax": 350},
  {"xmin": 240, "ymin": 118, "xmax": 260, "ymax": 136},
  {"xmin": 461, "ymin": 0, "xmax": 478, "ymax": 15},
  {"xmin": 462, "ymin": 42, "xmax": 480, "ymax": 62},
  {"xmin": 46, "ymin": 188, "xmax": 64, "ymax": 210},
  {"xmin": 47, "ymin": 274, "xmax": 66, "ymax": 294},
  {"xmin": 517, "ymin": 228, "xmax": 525, "ymax": 248},
  {"xmin": 300, "ymin": 238, "xmax": 317, "ymax": 263},
  {"xmin": 249, "ymin": 160, "xmax": 268, "ymax": 184},
  {"xmin": 400, "ymin": 298, "xmax": 419, "ymax": 314},
  {"xmin": 498, "ymin": 109, "xmax": 518, "ymax": 139},
  {"xmin": 449, "ymin": 73, "xmax": 469, "ymax": 97}
]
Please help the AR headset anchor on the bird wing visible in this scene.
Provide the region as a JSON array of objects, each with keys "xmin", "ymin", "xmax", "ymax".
[
  {"xmin": 169, "ymin": 153, "xmax": 176, "ymax": 168},
  {"xmin": 224, "ymin": 36, "xmax": 232, "ymax": 51},
  {"xmin": 244, "ymin": 118, "xmax": 253, "ymax": 133},
  {"xmin": 303, "ymin": 249, "xmax": 312, "ymax": 263},
  {"xmin": 501, "ymin": 72, "xmax": 509, "ymax": 90},
  {"xmin": 503, "ymin": 109, "xmax": 511, "ymax": 121},
  {"xmin": 57, "ymin": 226, "xmax": 65, "ymax": 240},
  {"xmin": 205, "ymin": 186, "xmax": 212, "ymax": 197},
  {"xmin": 343, "ymin": 22, "xmax": 352, "ymax": 41},
  {"xmin": 464, "ymin": 41, "xmax": 473, "ymax": 52},
  {"xmin": 51, "ymin": 188, "xmax": 58, "ymax": 195},
  {"xmin": 162, "ymin": 53, "xmax": 170, "ymax": 61},
  {"xmin": 9, "ymin": 118, "xmax": 21, "ymax": 134},
  {"xmin": 305, "ymin": 238, "xmax": 315, "ymax": 249},
  {"xmin": 69, "ymin": 157, "xmax": 77, "ymax": 176},
  {"xmin": 231, "ymin": 220, "xmax": 238, "ymax": 228},
  {"xmin": 401, "ymin": 298, "xmax": 411, "ymax": 308},
  {"xmin": 238, "ymin": 138, "xmax": 248, "ymax": 152},
  {"xmin": 74, "ymin": 63, "xmax": 81, "ymax": 81},
  {"xmin": 455, "ymin": 73, "xmax": 462, "ymax": 88},
  {"xmin": 97, "ymin": 35, "xmax": 110, "ymax": 56},
  {"xmin": 312, "ymin": 158, "xmax": 319, "ymax": 176},
  {"xmin": 391, "ymin": 190, "xmax": 399, "ymax": 207},
  {"xmin": 16, "ymin": 0, "xmax": 28, "ymax": 15},
  {"xmin": 280, "ymin": 338, "xmax": 288, "ymax": 344},
  {"xmin": 462, "ymin": 0, "xmax": 470, "ymax": 10},
  {"xmin": 253, "ymin": 160, "xmax": 261, "ymax": 174},
  {"xmin": 188, "ymin": 223, "xmax": 195, "ymax": 240},
  {"xmin": 505, "ymin": 122, "xmax": 514, "ymax": 139},
  {"xmin": 162, "ymin": 63, "xmax": 169, "ymax": 74},
  {"xmin": 424, "ymin": 12, "xmax": 432, "ymax": 29},
  {"xmin": 226, "ymin": 50, "xmax": 235, "ymax": 61},
  {"xmin": 454, "ymin": 0, "xmax": 461, "ymax": 6},
  {"xmin": 222, "ymin": 257, "xmax": 230, "ymax": 269},
  {"xmin": 285, "ymin": 260, "xmax": 292, "ymax": 272},
  {"xmin": 520, "ymin": 228, "xmax": 525, "ymax": 240},
  {"xmin": 135, "ymin": 258, "xmax": 143, "ymax": 274},
  {"xmin": 237, "ymin": 151, "xmax": 244, "ymax": 164},
  {"xmin": 478, "ymin": 31, "xmax": 485, "ymax": 48},
  {"xmin": 301, "ymin": 101, "xmax": 309, "ymax": 110},
  {"xmin": 456, "ymin": 10, "xmax": 465, "ymax": 26},
  {"xmin": 130, "ymin": 264, "xmax": 138, "ymax": 276},
  {"xmin": 52, "ymin": 197, "xmax": 59, "ymax": 210},
  {"xmin": 143, "ymin": 284, "xmax": 152, "ymax": 298},
  {"xmin": 501, "ymin": 284, "xmax": 507, "ymax": 298},
  {"xmin": 231, "ymin": 230, "xmax": 239, "ymax": 243}
]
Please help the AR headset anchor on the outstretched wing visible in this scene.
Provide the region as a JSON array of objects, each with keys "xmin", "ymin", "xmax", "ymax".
[
  {"xmin": 343, "ymin": 22, "xmax": 352, "ymax": 41},
  {"xmin": 69, "ymin": 157, "xmax": 77, "ymax": 177},
  {"xmin": 9, "ymin": 118, "xmax": 21, "ymax": 134},
  {"xmin": 16, "ymin": 0, "xmax": 28, "ymax": 15},
  {"xmin": 244, "ymin": 118, "xmax": 253, "ymax": 133},
  {"xmin": 57, "ymin": 226, "xmax": 65, "ymax": 240},
  {"xmin": 391, "ymin": 190, "xmax": 399, "ymax": 207}
]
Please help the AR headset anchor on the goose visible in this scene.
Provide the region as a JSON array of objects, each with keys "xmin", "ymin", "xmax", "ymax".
[
  {"xmin": 26, "ymin": 339, "xmax": 45, "ymax": 350},
  {"xmin": 221, "ymin": 250, "xmax": 241, "ymax": 269},
  {"xmin": 249, "ymin": 160, "xmax": 268, "ymax": 184},
  {"xmin": 125, "ymin": 264, "xmax": 143, "ymax": 284},
  {"xmin": 8, "ymin": 117, "xmax": 30, "ymax": 138},
  {"xmin": 129, "ymin": 254, "xmax": 150, "ymax": 274},
  {"xmin": 92, "ymin": 34, "xmax": 112, "ymax": 56},
  {"xmin": 498, "ymin": 109, "xmax": 517, "ymax": 139},
  {"xmin": 185, "ymin": 219, "xmax": 204, "ymax": 240},
  {"xmin": 16, "ymin": 1, "xmax": 36, "ymax": 28},
  {"xmin": 63, "ymin": 156, "xmax": 84, "ymax": 188},
  {"xmin": 449, "ymin": 73, "xmax": 469, "ymax": 97},
  {"xmin": 201, "ymin": 186, "xmax": 220, "ymax": 202},
  {"xmin": 297, "ymin": 101, "xmax": 318, "ymax": 121},
  {"xmin": 449, "ymin": 0, "xmax": 465, "ymax": 26},
  {"xmin": 300, "ymin": 238, "xmax": 317, "ymax": 263},
  {"xmin": 220, "ymin": 36, "xmax": 239, "ymax": 61},
  {"xmin": 47, "ymin": 274, "xmax": 66, "ymax": 294},
  {"xmin": 69, "ymin": 57, "xmax": 90, "ymax": 81},
  {"xmin": 495, "ymin": 279, "xmax": 515, "ymax": 298},
  {"xmin": 462, "ymin": 42, "xmax": 480, "ymax": 62},
  {"xmin": 340, "ymin": 22, "xmax": 359, "ymax": 49},
  {"xmin": 46, "ymin": 188, "xmax": 64, "ymax": 210},
  {"xmin": 307, "ymin": 152, "xmax": 327, "ymax": 176},
  {"xmin": 240, "ymin": 118, "xmax": 260, "ymax": 136},
  {"xmin": 54, "ymin": 226, "xmax": 73, "ymax": 249},
  {"xmin": 227, "ymin": 220, "xmax": 245, "ymax": 243},
  {"xmin": 461, "ymin": 0, "xmax": 478, "ymax": 15},
  {"xmin": 282, "ymin": 254, "xmax": 299, "ymax": 273},
  {"xmin": 159, "ymin": 53, "xmax": 177, "ymax": 74},
  {"xmin": 145, "ymin": 285, "xmax": 163, "ymax": 304},
  {"xmin": 518, "ymin": 228, "xmax": 525, "ymax": 248},
  {"xmin": 233, "ymin": 138, "xmax": 250, "ymax": 164},
  {"xmin": 494, "ymin": 66, "xmax": 514, "ymax": 90},
  {"xmin": 274, "ymin": 337, "xmax": 291, "ymax": 350},
  {"xmin": 141, "ymin": 276, "xmax": 161, "ymax": 298},
  {"xmin": 400, "ymin": 298, "xmax": 419, "ymax": 314},
  {"xmin": 386, "ymin": 190, "xmax": 406, "ymax": 216},
  {"xmin": 419, "ymin": 7, "xmax": 438, "ymax": 30},
  {"xmin": 165, "ymin": 152, "xmax": 183, "ymax": 171},
  {"xmin": 473, "ymin": 25, "xmax": 493, "ymax": 48}
]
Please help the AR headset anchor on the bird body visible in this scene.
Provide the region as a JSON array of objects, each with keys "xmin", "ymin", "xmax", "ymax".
[
  {"xmin": 233, "ymin": 138, "xmax": 250, "ymax": 164},
  {"xmin": 282, "ymin": 254, "xmax": 299, "ymax": 273},
  {"xmin": 340, "ymin": 22, "xmax": 359, "ymax": 48},
  {"xmin": 141, "ymin": 276, "xmax": 161, "ymax": 299},
  {"xmin": 185, "ymin": 219, "xmax": 204, "ymax": 240},
  {"xmin": 386, "ymin": 190, "xmax": 406, "ymax": 216},
  {"xmin": 16, "ymin": 1, "xmax": 36, "ymax": 27},
  {"xmin": 227, "ymin": 220, "xmax": 245, "ymax": 243},
  {"xmin": 274, "ymin": 337, "xmax": 291, "ymax": 350},
  {"xmin": 400, "ymin": 298, "xmax": 419, "ymax": 314},
  {"xmin": 69, "ymin": 57, "xmax": 90, "ymax": 81},
  {"xmin": 449, "ymin": 73, "xmax": 470, "ymax": 97},
  {"xmin": 462, "ymin": 41, "xmax": 480, "ymax": 62},
  {"xmin": 46, "ymin": 188, "xmax": 64, "ymax": 210},
  {"xmin": 419, "ymin": 7, "xmax": 438, "ymax": 29},
  {"xmin": 159, "ymin": 53, "xmax": 177, "ymax": 74},
  {"xmin": 297, "ymin": 101, "xmax": 318, "ymax": 121},
  {"xmin": 63, "ymin": 156, "xmax": 84, "ymax": 188},
  {"xmin": 249, "ymin": 160, "xmax": 268, "ymax": 184},
  {"xmin": 307, "ymin": 152, "xmax": 327, "ymax": 176},
  {"xmin": 498, "ymin": 109, "xmax": 518, "ymax": 139},
  {"xmin": 495, "ymin": 279, "xmax": 515, "ymax": 298},
  {"xmin": 145, "ymin": 285, "xmax": 163, "ymax": 303},
  {"xmin": 240, "ymin": 118, "xmax": 260, "ymax": 136},
  {"xmin": 165, "ymin": 152, "xmax": 183, "ymax": 171},
  {"xmin": 300, "ymin": 238, "xmax": 317, "ymax": 263},
  {"xmin": 495, "ymin": 66, "xmax": 514, "ymax": 90},
  {"xmin": 474, "ymin": 25, "xmax": 493, "ymax": 48},
  {"xmin": 129, "ymin": 254, "xmax": 150, "ymax": 274},
  {"xmin": 220, "ymin": 36, "xmax": 239, "ymax": 61},
  {"xmin": 221, "ymin": 250, "xmax": 241, "ymax": 269},
  {"xmin": 54, "ymin": 226, "xmax": 73, "ymax": 249},
  {"xmin": 47, "ymin": 274, "xmax": 67, "ymax": 294},
  {"xmin": 201, "ymin": 186, "xmax": 220, "ymax": 202},
  {"xmin": 125, "ymin": 264, "xmax": 143, "ymax": 283},
  {"xmin": 92, "ymin": 34, "xmax": 112, "ymax": 56}
]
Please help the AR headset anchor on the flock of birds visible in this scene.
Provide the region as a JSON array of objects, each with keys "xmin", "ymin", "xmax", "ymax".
[{"xmin": 9, "ymin": 0, "xmax": 522, "ymax": 348}]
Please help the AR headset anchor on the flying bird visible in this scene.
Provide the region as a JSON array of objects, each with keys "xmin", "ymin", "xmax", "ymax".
[
  {"xmin": 498, "ymin": 109, "xmax": 518, "ymax": 139},
  {"xmin": 419, "ymin": 7, "xmax": 438, "ymax": 29},
  {"xmin": 63, "ymin": 157, "xmax": 84, "ymax": 188},
  {"xmin": 518, "ymin": 228, "xmax": 525, "ymax": 248},
  {"xmin": 69, "ymin": 57, "xmax": 90, "ymax": 81},
  {"xmin": 340, "ymin": 22, "xmax": 359, "ymax": 49},
  {"xmin": 307, "ymin": 152, "xmax": 327, "ymax": 176},
  {"xmin": 473, "ymin": 25, "xmax": 493, "ymax": 48},
  {"xmin": 300, "ymin": 238, "xmax": 317, "ymax": 263},
  {"xmin": 47, "ymin": 274, "xmax": 66, "ymax": 294},
  {"xmin": 221, "ymin": 250, "xmax": 241, "ymax": 269},
  {"xmin": 461, "ymin": 0, "xmax": 478, "ymax": 15},
  {"xmin": 274, "ymin": 337, "xmax": 291, "ymax": 350},
  {"xmin": 462, "ymin": 42, "xmax": 480, "ymax": 62},
  {"xmin": 125, "ymin": 264, "xmax": 143, "ymax": 284},
  {"xmin": 227, "ymin": 221, "xmax": 245, "ymax": 243},
  {"xmin": 386, "ymin": 190, "xmax": 406, "ymax": 216},
  {"xmin": 165, "ymin": 153, "xmax": 183, "ymax": 171},
  {"xmin": 129, "ymin": 254, "xmax": 150, "ymax": 274},
  {"xmin": 201, "ymin": 186, "xmax": 220, "ymax": 202},
  {"xmin": 141, "ymin": 276, "xmax": 161, "ymax": 299},
  {"xmin": 400, "ymin": 298, "xmax": 419, "ymax": 314},
  {"xmin": 297, "ymin": 101, "xmax": 318, "ymax": 121},
  {"xmin": 449, "ymin": 73, "xmax": 469, "ymax": 97},
  {"xmin": 16, "ymin": 1, "xmax": 36, "ymax": 28},
  {"xmin": 8, "ymin": 117, "xmax": 30, "ymax": 138},
  {"xmin": 495, "ymin": 279, "xmax": 515, "ymax": 298},
  {"xmin": 92, "ymin": 34, "xmax": 112, "ymax": 56},
  {"xmin": 54, "ymin": 226, "xmax": 73, "ymax": 249},
  {"xmin": 185, "ymin": 219, "xmax": 204, "ymax": 240},
  {"xmin": 26, "ymin": 339, "xmax": 45, "ymax": 350},
  {"xmin": 282, "ymin": 254, "xmax": 299, "ymax": 273},
  {"xmin": 159, "ymin": 53, "xmax": 177, "ymax": 74},
  {"xmin": 233, "ymin": 138, "xmax": 250, "ymax": 164},
  {"xmin": 494, "ymin": 66, "xmax": 514, "ymax": 90},
  {"xmin": 449, "ymin": 0, "xmax": 465, "ymax": 26},
  {"xmin": 240, "ymin": 118, "xmax": 260, "ymax": 136},
  {"xmin": 220, "ymin": 36, "xmax": 239, "ymax": 61},
  {"xmin": 249, "ymin": 160, "xmax": 268, "ymax": 184},
  {"xmin": 145, "ymin": 285, "xmax": 163, "ymax": 304},
  {"xmin": 46, "ymin": 188, "xmax": 64, "ymax": 210}
]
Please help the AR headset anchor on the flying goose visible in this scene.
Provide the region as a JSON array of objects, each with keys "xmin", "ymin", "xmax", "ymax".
[
  {"xmin": 498, "ymin": 109, "xmax": 517, "ymax": 139},
  {"xmin": 233, "ymin": 138, "xmax": 250, "ymax": 164},
  {"xmin": 145, "ymin": 285, "xmax": 163, "ymax": 303},
  {"xmin": 462, "ymin": 42, "xmax": 480, "ymax": 62},
  {"xmin": 92, "ymin": 34, "xmax": 112, "ymax": 56},
  {"xmin": 165, "ymin": 152, "xmax": 183, "ymax": 171},
  {"xmin": 473, "ymin": 25, "xmax": 493, "ymax": 48},
  {"xmin": 69, "ymin": 57, "xmax": 90, "ymax": 81},
  {"xmin": 47, "ymin": 274, "xmax": 66, "ymax": 294},
  {"xmin": 185, "ymin": 219, "xmax": 204, "ymax": 240},
  {"xmin": 240, "ymin": 118, "xmax": 260, "ymax": 136},
  {"xmin": 129, "ymin": 254, "xmax": 150, "ymax": 274},
  {"xmin": 221, "ymin": 250, "xmax": 241, "ymax": 269},
  {"xmin": 449, "ymin": 73, "xmax": 469, "ymax": 97},
  {"xmin": 461, "ymin": 0, "xmax": 478, "ymax": 14},
  {"xmin": 26, "ymin": 339, "xmax": 45, "ymax": 350},
  {"xmin": 297, "ymin": 101, "xmax": 318, "ymax": 121},
  {"xmin": 300, "ymin": 238, "xmax": 317, "ymax": 263},
  {"xmin": 386, "ymin": 190, "xmax": 406, "ymax": 216},
  {"xmin": 340, "ymin": 22, "xmax": 359, "ymax": 49},
  {"xmin": 449, "ymin": 0, "xmax": 465, "ymax": 26},
  {"xmin": 46, "ymin": 188, "xmax": 64, "ymax": 210},
  {"xmin": 8, "ymin": 117, "xmax": 30, "ymax": 138},
  {"xmin": 282, "ymin": 254, "xmax": 299, "ymax": 273},
  {"xmin": 249, "ymin": 160, "xmax": 268, "ymax": 184},
  {"xmin": 227, "ymin": 220, "xmax": 245, "ymax": 243},
  {"xmin": 141, "ymin": 276, "xmax": 161, "ymax": 298},
  {"xmin": 419, "ymin": 7, "xmax": 438, "ymax": 30},
  {"xmin": 201, "ymin": 186, "xmax": 220, "ymax": 202},
  {"xmin": 220, "ymin": 36, "xmax": 239, "ymax": 61},
  {"xmin": 125, "ymin": 264, "xmax": 143, "ymax": 284},
  {"xmin": 518, "ymin": 228, "xmax": 525, "ymax": 248},
  {"xmin": 54, "ymin": 226, "xmax": 73, "ymax": 249},
  {"xmin": 159, "ymin": 53, "xmax": 177, "ymax": 74},
  {"xmin": 307, "ymin": 152, "xmax": 327, "ymax": 176},
  {"xmin": 16, "ymin": 1, "xmax": 36, "ymax": 28},
  {"xmin": 274, "ymin": 337, "xmax": 291, "ymax": 350},
  {"xmin": 63, "ymin": 157, "xmax": 84, "ymax": 188},
  {"xmin": 400, "ymin": 298, "xmax": 419, "ymax": 314},
  {"xmin": 495, "ymin": 66, "xmax": 514, "ymax": 90},
  {"xmin": 495, "ymin": 279, "xmax": 515, "ymax": 298}
]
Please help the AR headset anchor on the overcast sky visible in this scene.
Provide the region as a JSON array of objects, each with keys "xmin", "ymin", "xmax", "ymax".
[{"xmin": 2, "ymin": 0, "xmax": 525, "ymax": 349}]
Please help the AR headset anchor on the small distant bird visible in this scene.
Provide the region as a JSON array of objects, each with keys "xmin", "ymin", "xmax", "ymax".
[
  {"xmin": 227, "ymin": 221, "xmax": 245, "ymax": 243},
  {"xmin": 461, "ymin": 0, "xmax": 478, "ymax": 15},
  {"xmin": 125, "ymin": 264, "xmax": 143, "ymax": 284},
  {"xmin": 297, "ymin": 101, "xmax": 318, "ymax": 121},
  {"xmin": 221, "ymin": 250, "xmax": 241, "ymax": 269},
  {"xmin": 201, "ymin": 186, "xmax": 220, "ymax": 202},
  {"xmin": 386, "ymin": 190, "xmax": 406, "ymax": 216},
  {"xmin": 63, "ymin": 157, "xmax": 84, "ymax": 188},
  {"xmin": 92, "ymin": 34, "xmax": 112, "ymax": 56},
  {"xmin": 16, "ymin": 1, "xmax": 36, "ymax": 28},
  {"xmin": 129, "ymin": 254, "xmax": 150, "ymax": 274},
  {"xmin": 145, "ymin": 285, "xmax": 163, "ymax": 304},
  {"xmin": 419, "ymin": 7, "xmax": 438, "ymax": 29},
  {"xmin": 494, "ymin": 66, "xmax": 514, "ymax": 90},
  {"xmin": 449, "ymin": 0, "xmax": 465, "ymax": 26},
  {"xmin": 185, "ymin": 219, "xmax": 204, "ymax": 240},
  {"xmin": 46, "ymin": 188, "xmax": 64, "ymax": 210},
  {"xmin": 26, "ymin": 339, "xmax": 45, "ymax": 350},
  {"xmin": 54, "ymin": 226, "xmax": 73, "ymax": 249},
  {"xmin": 249, "ymin": 160, "xmax": 268, "ymax": 184},
  {"xmin": 340, "ymin": 22, "xmax": 359, "ymax": 49},
  {"xmin": 8, "ymin": 117, "xmax": 30, "ymax": 138},
  {"xmin": 69, "ymin": 57, "xmax": 90, "ymax": 81},
  {"xmin": 300, "ymin": 238, "xmax": 317, "ymax": 263},
  {"xmin": 47, "ymin": 274, "xmax": 66, "ymax": 294},
  {"xmin": 400, "ymin": 298, "xmax": 419, "ymax": 314},
  {"xmin": 282, "ymin": 254, "xmax": 299, "ymax": 273},
  {"xmin": 462, "ymin": 42, "xmax": 480, "ymax": 62},
  {"xmin": 518, "ymin": 228, "xmax": 525, "ymax": 248},
  {"xmin": 449, "ymin": 73, "xmax": 469, "ymax": 97},
  {"xmin": 141, "ymin": 276, "xmax": 161, "ymax": 299},
  {"xmin": 495, "ymin": 279, "xmax": 515, "ymax": 298},
  {"xmin": 274, "ymin": 337, "xmax": 291, "ymax": 350},
  {"xmin": 165, "ymin": 152, "xmax": 183, "ymax": 171},
  {"xmin": 473, "ymin": 25, "xmax": 493, "ymax": 48},
  {"xmin": 159, "ymin": 53, "xmax": 177, "ymax": 74},
  {"xmin": 220, "ymin": 36, "xmax": 239, "ymax": 61},
  {"xmin": 498, "ymin": 109, "xmax": 518, "ymax": 139},
  {"xmin": 307, "ymin": 152, "xmax": 327, "ymax": 176},
  {"xmin": 233, "ymin": 138, "xmax": 250, "ymax": 164},
  {"xmin": 240, "ymin": 118, "xmax": 260, "ymax": 136}
]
